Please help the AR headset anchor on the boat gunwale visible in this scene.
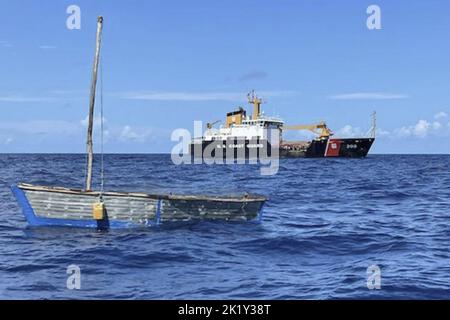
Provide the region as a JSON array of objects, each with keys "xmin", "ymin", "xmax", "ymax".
[{"xmin": 16, "ymin": 183, "xmax": 267, "ymax": 203}]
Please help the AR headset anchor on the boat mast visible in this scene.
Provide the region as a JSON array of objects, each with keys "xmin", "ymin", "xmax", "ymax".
[{"xmin": 85, "ymin": 16, "xmax": 103, "ymax": 191}]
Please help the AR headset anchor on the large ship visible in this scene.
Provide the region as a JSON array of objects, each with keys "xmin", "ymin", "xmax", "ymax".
[{"xmin": 189, "ymin": 92, "xmax": 375, "ymax": 159}]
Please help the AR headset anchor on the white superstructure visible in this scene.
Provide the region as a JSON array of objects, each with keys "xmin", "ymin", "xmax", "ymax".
[
  {"xmin": 193, "ymin": 92, "xmax": 284, "ymax": 144},
  {"xmin": 203, "ymin": 114, "xmax": 284, "ymax": 141}
]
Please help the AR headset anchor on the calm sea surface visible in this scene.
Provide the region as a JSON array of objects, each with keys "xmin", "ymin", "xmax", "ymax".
[{"xmin": 0, "ymin": 154, "xmax": 449, "ymax": 299}]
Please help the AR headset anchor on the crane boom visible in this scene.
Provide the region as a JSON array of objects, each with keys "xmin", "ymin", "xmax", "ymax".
[
  {"xmin": 282, "ymin": 121, "xmax": 333, "ymax": 138},
  {"xmin": 206, "ymin": 120, "xmax": 221, "ymax": 129}
]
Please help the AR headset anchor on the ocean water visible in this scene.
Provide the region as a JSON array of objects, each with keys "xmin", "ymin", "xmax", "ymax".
[{"xmin": 0, "ymin": 154, "xmax": 449, "ymax": 299}]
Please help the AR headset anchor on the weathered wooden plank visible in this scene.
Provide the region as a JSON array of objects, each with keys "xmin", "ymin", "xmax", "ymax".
[
  {"xmin": 18, "ymin": 183, "xmax": 266, "ymax": 202},
  {"xmin": 25, "ymin": 189, "xmax": 158, "ymax": 222},
  {"xmin": 19, "ymin": 184, "xmax": 264, "ymax": 225}
]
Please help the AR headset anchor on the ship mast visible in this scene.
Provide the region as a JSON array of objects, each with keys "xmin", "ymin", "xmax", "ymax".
[
  {"xmin": 371, "ymin": 111, "xmax": 377, "ymax": 139},
  {"xmin": 247, "ymin": 90, "xmax": 263, "ymax": 120},
  {"xmin": 85, "ymin": 16, "xmax": 104, "ymax": 191}
]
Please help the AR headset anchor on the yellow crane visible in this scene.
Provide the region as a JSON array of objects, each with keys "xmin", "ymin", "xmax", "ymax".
[
  {"xmin": 282, "ymin": 121, "xmax": 333, "ymax": 139},
  {"xmin": 206, "ymin": 120, "xmax": 221, "ymax": 129}
]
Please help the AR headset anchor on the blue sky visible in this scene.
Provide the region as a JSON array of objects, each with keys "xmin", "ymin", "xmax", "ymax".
[{"xmin": 0, "ymin": 0, "xmax": 450, "ymax": 153}]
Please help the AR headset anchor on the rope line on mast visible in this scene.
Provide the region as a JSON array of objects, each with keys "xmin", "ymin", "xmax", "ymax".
[
  {"xmin": 99, "ymin": 57, "xmax": 105, "ymax": 197},
  {"xmin": 84, "ymin": 105, "xmax": 90, "ymax": 189}
]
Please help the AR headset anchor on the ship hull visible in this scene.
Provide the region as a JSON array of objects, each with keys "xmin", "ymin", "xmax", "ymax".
[
  {"xmin": 281, "ymin": 138, "xmax": 375, "ymax": 158},
  {"xmin": 190, "ymin": 139, "xmax": 274, "ymax": 159},
  {"xmin": 190, "ymin": 137, "xmax": 374, "ymax": 159}
]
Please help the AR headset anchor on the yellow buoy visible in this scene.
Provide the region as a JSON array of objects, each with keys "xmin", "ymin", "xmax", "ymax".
[{"xmin": 92, "ymin": 202, "xmax": 105, "ymax": 220}]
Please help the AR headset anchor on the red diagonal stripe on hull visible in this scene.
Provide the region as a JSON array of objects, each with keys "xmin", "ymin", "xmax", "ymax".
[{"xmin": 325, "ymin": 139, "xmax": 342, "ymax": 157}]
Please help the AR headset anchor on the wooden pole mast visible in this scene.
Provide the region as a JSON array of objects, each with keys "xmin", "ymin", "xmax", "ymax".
[{"xmin": 85, "ymin": 16, "xmax": 103, "ymax": 191}]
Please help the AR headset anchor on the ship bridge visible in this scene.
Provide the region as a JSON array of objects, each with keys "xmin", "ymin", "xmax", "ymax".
[
  {"xmin": 203, "ymin": 114, "xmax": 283, "ymax": 142},
  {"xmin": 241, "ymin": 115, "xmax": 284, "ymax": 127},
  {"xmin": 195, "ymin": 92, "xmax": 284, "ymax": 142}
]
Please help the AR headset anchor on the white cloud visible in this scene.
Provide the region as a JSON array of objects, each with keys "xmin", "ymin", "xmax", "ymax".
[
  {"xmin": 393, "ymin": 120, "xmax": 431, "ymax": 138},
  {"xmin": 395, "ymin": 126, "xmax": 412, "ymax": 138},
  {"xmin": 388, "ymin": 116, "xmax": 450, "ymax": 139},
  {"xmin": 0, "ymin": 91, "xmax": 87, "ymax": 103},
  {"xmin": 39, "ymin": 45, "xmax": 57, "ymax": 50},
  {"xmin": 336, "ymin": 125, "xmax": 364, "ymax": 137},
  {"xmin": 4, "ymin": 137, "xmax": 13, "ymax": 145},
  {"xmin": 119, "ymin": 125, "xmax": 150, "ymax": 143},
  {"xmin": 80, "ymin": 116, "xmax": 111, "ymax": 143},
  {"xmin": 80, "ymin": 116, "xmax": 107, "ymax": 128},
  {"xmin": 434, "ymin": 112, "xmax": 448, "ymax": 120},
  {"xmin": 0, "ymin": 95, "xmax": 57, "ymax": 102},
  {"xmin": 329, "ymin": 92, "xmax": 409, "ymax": 100},
  {"xmin": 432, "ymin": 121, "xmax": 442, "ymax": 130},
  {"xmin": 0, "ymin": 90, "xmax": 292, "ymax": 104},
  {"xmin": 0, "ymin": 120, "xmax": 80, "ymax": 136},
  {"xmin": 0, "ymin": 41, "xmax": 12, "ymax": 48},
  {"xmin": 377, "ymin": 128, "xmax": 391, "ymax": 137},
  {"xmin": 0, "ymin": 118, "xmax": 161, "ymax": 148},
  {"xmin": 118, "ymin": 90, "xmax": 295, "ymax": 102},
  {"xmin": 413, "ymin": 120, "xmax": 430, "ymax": 137}
]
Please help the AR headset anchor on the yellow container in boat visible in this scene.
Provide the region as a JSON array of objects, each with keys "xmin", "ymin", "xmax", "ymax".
[{"xmin": 92, "ymin": 202, "xmax": 105, "ymax": 220}]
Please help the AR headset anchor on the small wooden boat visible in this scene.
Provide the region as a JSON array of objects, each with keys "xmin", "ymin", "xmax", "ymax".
[
  {"xmin": 11, "ymin": 184, "xmax": 265, "ymax": 229},
  {"xmin": 11, "ymin": 17, "xmax": 266, "ymax": 229}
]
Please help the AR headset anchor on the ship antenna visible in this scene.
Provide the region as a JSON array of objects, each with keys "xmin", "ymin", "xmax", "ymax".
[
  {"xmin": 366, "ymin": 111, "xmax": 377, "ymax": 138},
  {"xmin": 371, "ymin": 111, "xmax": 377, "ymax": 139}
]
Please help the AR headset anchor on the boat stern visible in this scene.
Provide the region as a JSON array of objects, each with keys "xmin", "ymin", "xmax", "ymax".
[
  {"xmin": 11, "ymin": 184, "xmax": 100, "ymax": 228},
  {"xmin": 11, "ymin": 184, "xmax": 40, "ymax": 226}
]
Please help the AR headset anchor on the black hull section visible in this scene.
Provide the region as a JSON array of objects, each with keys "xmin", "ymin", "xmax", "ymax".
[
  {"xmin": 190, "ymin": 137, "xmax": 374, "ymax": 159},
  {"xmin": 334, "ymin": 138, "xmax": 374, "ymax": 158},
  {"xmin": 281, "ymin": 138, "xmax": 375, "ymax": 158}
]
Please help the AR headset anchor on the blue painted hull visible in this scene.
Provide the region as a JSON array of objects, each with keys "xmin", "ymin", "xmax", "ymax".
[
  {"xmin": 11, "ymin": 184, "xmax": 266, "ymax": 229},
  {"xmin": 11, "ymin": 185, "xmax": 142, "ymax": 229}
]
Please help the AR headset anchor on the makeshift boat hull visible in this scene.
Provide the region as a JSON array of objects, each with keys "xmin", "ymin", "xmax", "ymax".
[{"xmin": 11, "ymin": 184, "xmax": 266, "ymax": 229}]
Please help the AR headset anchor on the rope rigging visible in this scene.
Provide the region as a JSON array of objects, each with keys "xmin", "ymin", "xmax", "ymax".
[{"xmin": 99, "ymin": 55, "xmax": 105, "ymax": 197}]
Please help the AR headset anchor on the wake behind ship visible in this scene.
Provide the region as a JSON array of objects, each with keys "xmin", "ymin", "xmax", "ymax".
[{"xmin": 189, "ymin": 92, "xmax": 375, "ymax": 159}]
